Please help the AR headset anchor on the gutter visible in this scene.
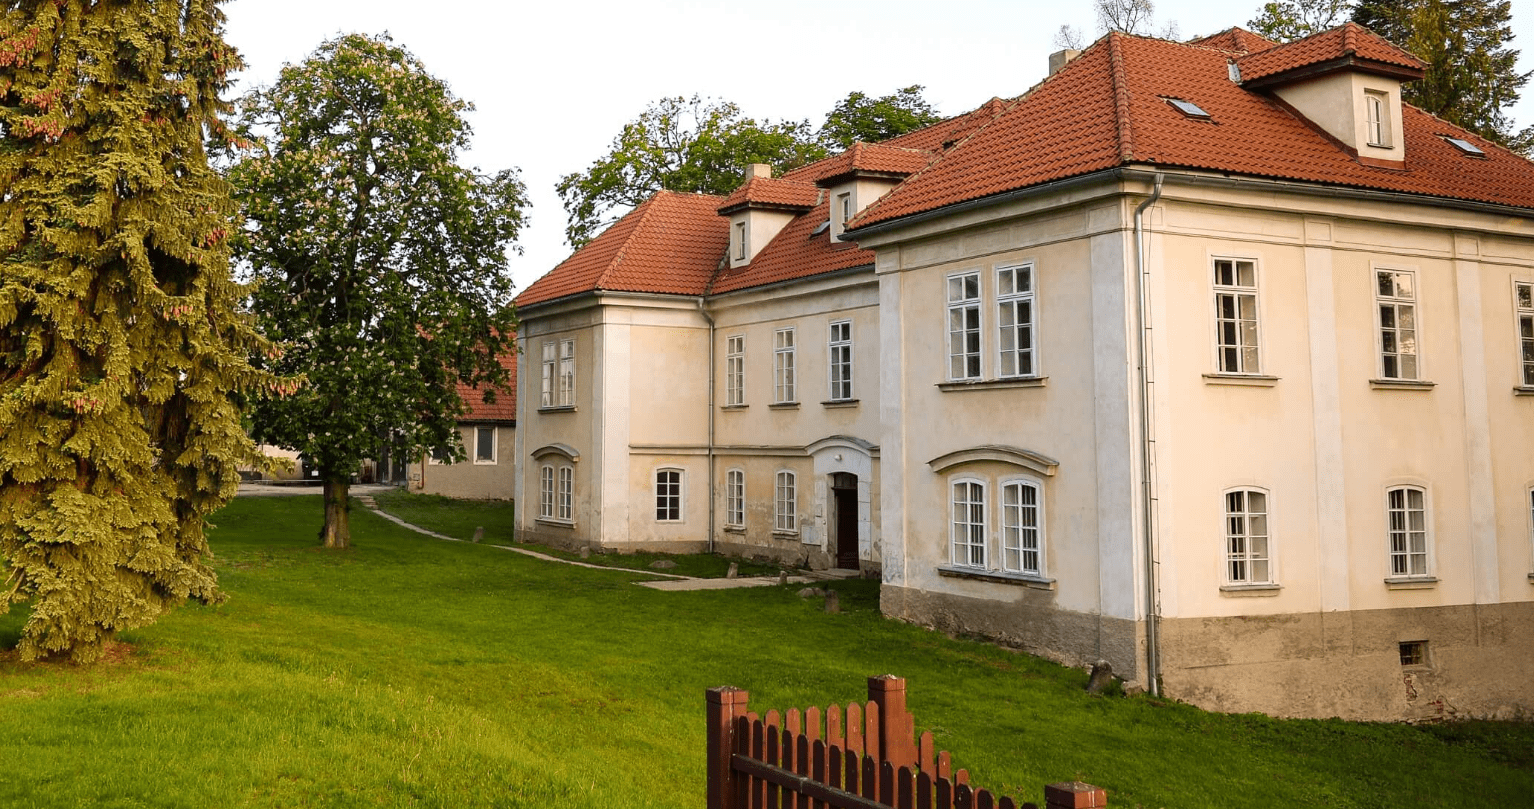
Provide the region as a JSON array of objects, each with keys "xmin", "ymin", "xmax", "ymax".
[
  {"xmin": 1133, "ymin": 173, "xmax": 1164, "ymax": 696},
  {"xmin": 698, "ymin": 297, "xmax": 717, "ymax": 553}
]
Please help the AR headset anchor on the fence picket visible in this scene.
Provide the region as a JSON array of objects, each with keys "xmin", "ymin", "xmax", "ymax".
[
  {"xmin": 896, "ymin": 765, "xmax": 914, "ymax": 809},
  {"xmin": 918, "ymin": 732, "xmax": 935, "ymax": 778},
  {"xmin": 998, "ymin": 796, "xmax": 1017, "ymax": 809},
  {"xmin": 844, "ymin": 748, "xmax": 860, "ymax": 796},
  {"xmin": 864, "ymin": 704, "xmax": 881, "ymax": 764},
  {"xmin": 766, "ymin": 713, "xmax": 781, "ymax": 809},
  {"xmin": 861, "ymin": 753, "xmax": 878, "ymax": 800},
  {"xmin": 828, "ymin": 704, "xmax": 843, "ymax": 750},
  {"xmin": 955, "ymin": 783, "xmax": 973, "ymax": 809},
  {"xmin": 917, "ymin": 770, "xmax": 933, "ymax": 809},
  {"xmin": 752, "ymin": 718, "xmax": 767, "ymax": 809},
  {"xmin": 796, "ymin": 731, "xmax": 811, "ymax": 809},
  {"xmin": 847, "ymin": 703, "xmax": 863, "ymax": 757},
  {"xmin": 936, "ymin": 775, "xmax": 953, "ymax": 809},
  {"xmin": 807, "ymin": 707, "xmax": 821, "ymax": 743},
  {"xmin": 788, "ymin": 708, "xmax": 802, "ymax": 737},
  {"xmin": 955, "ymin": 769, "xmax": 969, "ymax": 786},
  {"xmin": 976, "ymin": 788, "xmax": 994, "ymax": 809},
  {"xmin": 811, "ymin": 739, "xmax": 826, "ymax": 809}
]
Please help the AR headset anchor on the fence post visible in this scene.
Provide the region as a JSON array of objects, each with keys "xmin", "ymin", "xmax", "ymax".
[
  {"xmin": 1044, "ymin": 782, "xmax": 1108, "ymax": 809},
  {"xmin": 867, "ymin": 675, "xmax": 917, "ymax": 769},
  {"xmin": 707, "ymin": 687, "xmax": 751, "ymax": 809}
]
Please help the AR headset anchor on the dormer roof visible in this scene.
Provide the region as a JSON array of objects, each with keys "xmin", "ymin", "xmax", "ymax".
[
  {"xmin": 1188, "ymin": 27, "xmax": 1280, "ymax": 55},
  {"xmin": 814, "ymin": 142, "xmax": 934, "ymax": 186},
  {"xmin": 716, "ymin": 176, "xmax": 821, "ymax": 215},
  {"xmin": 1237, "ymin": 22, "xmax": 1426, "ymax": 87}
]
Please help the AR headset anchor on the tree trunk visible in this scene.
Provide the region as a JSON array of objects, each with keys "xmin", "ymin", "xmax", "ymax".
[{"xmin": 320, "ymin": 477, "xmax": 351, "ymax": 549}]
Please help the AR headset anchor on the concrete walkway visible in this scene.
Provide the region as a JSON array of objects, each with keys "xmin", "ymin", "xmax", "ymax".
[
  {"xmin": 355, "ymin": 498, "xmax": 811, "ymax": 591},
  {"xmin": 236, "ymin": 482, "xmax": 399, "ymax": 498}
]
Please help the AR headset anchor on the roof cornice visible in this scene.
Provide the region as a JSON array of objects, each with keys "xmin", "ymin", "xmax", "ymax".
[{"xmin": 1241, "ymin": 55, "xmax": 1425, "ymax": 90}]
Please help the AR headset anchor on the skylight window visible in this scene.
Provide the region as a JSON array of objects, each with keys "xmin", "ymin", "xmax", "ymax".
[
  {"xmin": 1166, "ymin": 98, "xmax": 1211, "ymax": 119},
  {"xmin": 811, "ymin": 219, "xmax": 830, "ymax": 236},
  {"xmin": 1442, "ymin": 135, "xmax": 1485, "ymax": 156}
]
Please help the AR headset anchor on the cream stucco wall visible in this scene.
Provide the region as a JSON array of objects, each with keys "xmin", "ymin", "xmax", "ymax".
[
  {"xmin": 1272, "ymin": 72, "xmax": 1406, "ymax": 162},
  {"xmin": 412, "ymin": 424, "xmax": 516, "ymax": 500}
]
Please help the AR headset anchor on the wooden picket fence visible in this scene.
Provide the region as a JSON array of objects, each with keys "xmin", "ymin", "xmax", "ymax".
[{"xmin": 706, "ymin": 675, "xmax": 1107, "ymax": 809}]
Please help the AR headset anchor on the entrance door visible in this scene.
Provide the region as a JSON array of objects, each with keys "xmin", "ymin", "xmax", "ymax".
[{"xmin": 831, "ymin": 473, "xmax": 860, "ymax": 570}]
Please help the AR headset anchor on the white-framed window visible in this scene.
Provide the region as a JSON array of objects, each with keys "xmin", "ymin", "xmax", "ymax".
[
  {"xmin": 837, "ymin": 192, "xmax": 852, "ymax": 225},
  {"xmin": 725, "ymin": 469, "xmax": 745, "ymax": 528},
  {"xmin": 996, "ymin": 264, "xmax": 1036, "ymax": 378},
  {"xmin": 775, "ymin": 470, "xmax": 797, "ymax": 532},
  {"xmin": 540, "ymin": 341, "xmax": 556, "ymax": 407},
  {"xmin": 1213, "ymin": 258, "xmax": 1261, "ymax": 374},
  {"xmin": 1386, "ymin": 485, "xmax": 1429, "ymax": 577},
  {"xmin": 1515, "ymin": 282, "xmax": 1533, "ymax": 386},
  {"xmin": 558, "ymin": 338, "xmax": 575, "ymax": 406},
  {"xmin": 1000, "ymin": 479, "xmax": 1043, "ymax": 575},
  {"xmin": 539, "ymin": 465, "xmax": 555, "ymax": 519},
  {"xmin": 1376, "ymin": 269, "xmax": 1419, "ymax": 380},
  {"xmin": 774, "ymin": 327, "xmax": 796, "ymax": 403},
  {"xmin": 735, "ymin": 221, "xmax": 747, "ymax": 261},
  {"xmin": 1365, "ymin": 91, "xmax": 1389, "ymax": 147},
  {"xmin": 1224, "ymin": 488, "xmax": 1271, "ymax": 584},
  {"xmin": 655, "ymin": 468, "xmax": 683, "ymax": 522},
  {"xmin": 557, "ymin": 465, "xmax": 573, "ymax": 522},
  {"xmin": 950, "ymin": 479, "xmax": 986, "ymax": 568},
  {"xmin": 474, "ymin": 426, "xmax": 497, "ymax": 464},
  {"xmin": 726, "ymin": 335, "xmax": 745, "ymax": 406},
  {"xmin": 947, "ymin": 271, "xmax": 982, "ymax": 380},
  {"xmin": 828, "ymin": 320, "xmax": 853, "ymax": 401}
]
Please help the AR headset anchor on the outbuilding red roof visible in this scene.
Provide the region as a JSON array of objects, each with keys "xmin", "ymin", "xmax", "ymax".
[{"xmin": 457, "ymin": 349, "xmax": 517, "ymax": 423}]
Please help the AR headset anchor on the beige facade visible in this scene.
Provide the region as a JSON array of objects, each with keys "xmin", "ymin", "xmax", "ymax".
[{"xmin": 409, "ymin": 423, "xmax": 516, "ymax": 500}]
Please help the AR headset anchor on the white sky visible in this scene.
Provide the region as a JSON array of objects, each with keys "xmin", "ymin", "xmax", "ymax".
[{"xmin": 221, "ymin": 0, "xmax": 1534, "ymax": 295}]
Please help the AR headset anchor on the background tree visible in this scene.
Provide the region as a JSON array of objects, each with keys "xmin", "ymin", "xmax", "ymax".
[
  {"xmin": 1054, "ymin": 0, "xmax": 1180, "ymax": 50},
  {"xmin": 556, "ymin": 95, "xmax": 825, "ymax": 247},
  {"xmin": 1353, "ymin": 0, "xmax": 1531, "ymax": 152},
  {"xmin": 230, "ymin": 34, "xmax": 526, "ymax": 548},
  {"xmin": 818, "ymin": 86, "xmax": 944, "ymax": 151},
  {"xmin": 1248, "ymin": 0, "xmax": 1355, "ymax": 41},
  {"xmin": 0, "ymin": 0, "xmax": 278, "ymax": 662}
]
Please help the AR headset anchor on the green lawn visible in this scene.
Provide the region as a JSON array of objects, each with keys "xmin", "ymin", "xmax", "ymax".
[{"xmin": 0, "ymin": 496, "xmax": 1530, "ymax": 808}]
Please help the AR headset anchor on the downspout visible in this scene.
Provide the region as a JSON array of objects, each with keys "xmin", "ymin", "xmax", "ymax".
[
  {"xmin": 699, "ymin": 297, "xmax": 717, "ymax": 553},
  {"xmin": 1133, "ymin": 173, "xmax": 1164, "ymax": 696}
]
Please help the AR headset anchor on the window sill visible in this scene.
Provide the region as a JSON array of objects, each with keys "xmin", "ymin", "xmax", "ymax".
[
  {"xmin": 1514, "ymin": 386, "xmax": 1534, "ymax": 397},
  {"xmin": 1370, "ymin": 379, "xmax": 1435, "ymax": 391},
  {"xmin": 1385, "ymin": 576, "xmax": 1439, "ymax": 590},
  {"xmin": 821, "ymin": 399, "xmax": 860, "ymax": 409},
  {"xmin": 1220, "ymin": 583, "xmax": 1281, "ymax": 597},
  {"xmin": 1203, "ymin": 373, "xmax": 1279, "ymax": 387},
  {"xmin": 534, "ymin": 518, "xmax": 574, "ymax": 529},
  {"xmin": 937, "ymin": 377, "xmax": 1047, "ymax": 393},
  {"xmin": 720, "ymin": 404, "xmax": 749, "ymax": 411},
  {"xmin": 771, "ymin": 530, "xmax": 801, "ymax": 540},
  {"xmin": 538, "ymin": 405, "xmax": 578, "ymax": 413},
  {"xmin": 768, "ymin": 402, "xmax": 800, "ymax": 410},
  {"xmin": 722, "ymin": 525, "xmax": 746, "ymax": 534},
  {"xmin": 937, "ymin": 566, "xmax": 1055, "ymax": 590},
  {"xmin": 473, "ymin": 460, "xmax": 498, "ymax": 466}
]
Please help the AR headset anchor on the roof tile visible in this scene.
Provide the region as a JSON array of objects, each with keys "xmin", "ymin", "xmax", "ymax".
[
  {"xmin": 717, "ymin": 176, "xmax": 821, "ymax": 214},
  {"xmin": 456, "ymin": 349, "xmax": 517, "ymax": 423},
  {"xmin": 1237, "ymin": 22, "xmax": 1425, "ymax": 83}
]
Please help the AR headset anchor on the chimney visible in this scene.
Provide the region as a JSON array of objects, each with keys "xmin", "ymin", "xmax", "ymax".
[
  {"xmin": 1048, "ymin": 49, "xmax": 1081, "ymax": 76},
  {"xmin": 746, "ymin": 163, "xmax": 772, "ymax": 180}
]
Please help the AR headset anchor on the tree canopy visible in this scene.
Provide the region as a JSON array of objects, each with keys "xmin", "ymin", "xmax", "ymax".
[
  {"xmin": 556, "ymin": 95, "xmax": 825, "ymax": 248},
  {"xmin": 818, "ymin": 86, "xmax": 944, "ymax": 151},
  {"xmin": 1247, "ymin": 0, "xmax": 1355, "ymax": 42},
  {"xmin": 0, "ymin": 0, "xmax": 278, "ymax": 661},
  {"xmin": 230, "ymin": 33, "xmax": 526, "ymax": 548}
]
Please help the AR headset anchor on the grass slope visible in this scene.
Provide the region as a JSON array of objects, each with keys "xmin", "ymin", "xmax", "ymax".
[{"xmin": 0, "ymin": 497, "xmax": 1528, "ymax": 808}]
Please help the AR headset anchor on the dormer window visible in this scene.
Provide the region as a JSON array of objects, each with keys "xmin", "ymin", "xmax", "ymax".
[
  {"xmin": 1166, "ymin": 98, "xmax": 1211, "ymax": 119},
  {"xmin": 1442, "ymin": 135, "xmax": 1485, "ymax": 157},
  {"xmin": 734, "ymin": 221, "xmax": 747, "ymax": 261},
  {"xmin": 838, "ymin": 192, "xmax": 852, "ymax": 225},
  {"xmin": 1366, "ymin": 91, "xmax": 1390, "ymax": 147}
]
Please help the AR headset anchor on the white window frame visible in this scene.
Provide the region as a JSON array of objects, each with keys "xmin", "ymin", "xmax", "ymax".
[
  {"xmin": 540, "ymin": 341, "xmax": 556, "ymax": 407},
  {"xmin": 655, "ymin": 468, "xmax": 683, "ymax": 523},
  {"xmin": 773, "ymin": 327, "xmax": 796, "ymax": 404},
  {"xmin": 725, "ymin": 334, "xmax": 745, "ymax": 406},
  {"xmin": 946, "ymin": 271, "xmax": 983, "ymax": 381},
  {"xmin": 1375, "ymin": 268, "xmax": 1420, "ymax": 380},
  {"xmin": 837, "ymin": 192, "xmax": 852, "ymax": 225},
  {"xmin": 774, "ymin": 470, "xmax": 797, "ymax": 533},
  {"xmin": 1223, "ymin": 487, "xmax": 1272, "ymax": 585},
  {"xmin": 735, "ymin": 221, "xmax": 747, "ymax": 261},
  {"xmin": 999, "ymin": 477, "xmax": 1044, "ymax": 575},
  {"xmin": 828, "ymin": 320, "xmax": 853, "ymax": 401},
  {"xmin": 473, "ymin": 425, "xmax": 497, "ymax": 465},
  {"xmin": 725, "ymin": 468, "xmax": 745, "ymax": 528},
  {"xmin": 1527, "ymin": 486, "xmax": 1534, "ymax": 574},
  {"xmin": 557, "ymin": 338, "xmax": 575, "ymax": 407},
  {"xmin": 1365, "ymin": 90, "xmax": 1389, "ymax": 147},
  {"xmin": 539, "ymin": 464, "xmax": 555, "ymax": 519},
  {"xmin": 556, "ymin": 465, "xmax": 574, "ymax": 522},
  {"xmin": 1385, "ymin": 485, "xmax": 1431, "ymax": 578},
  {"xmin": 1515, "ymin": 281, "xmax": 1534, "ymax": 387},
  {"xmin": 996, "ymin": 264, "xmax": 1037, "ymax": 379},
  {"xmin": 1212, "ymin": 257, "xmax": 1262, "ymax": 375},
  {"xmin": 950, "ymin": 477, "xmax": 987, "ymax": 569}
]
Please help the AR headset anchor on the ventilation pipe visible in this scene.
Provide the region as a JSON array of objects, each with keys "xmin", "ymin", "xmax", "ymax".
[
  {"xmin": 1132, "ymin": 172, "xmax": 1164, "ymax": 696},
  {"xmin": 699, "ymin": 298, "xmax": 717, "ymax": 553}
]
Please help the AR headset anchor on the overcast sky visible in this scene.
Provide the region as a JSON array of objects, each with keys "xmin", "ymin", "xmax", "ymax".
[{"xmin": 221, "ymin": 0, "xmax": 1534, "ymax": 295}]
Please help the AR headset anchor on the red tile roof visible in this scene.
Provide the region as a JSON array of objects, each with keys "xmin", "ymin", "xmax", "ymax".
[
  {"xmin": 813, "ymin": 142, "xmax": 935, "ymax": 185},
  {"xmin": 1237, "ymin": 22, "xmax": 1424, "ymax": 84},
  {"xmin": 709, "ymin": 198, "xmax": 873, "ymax": 295},
  {"xmin": 457, "ymin": 349, "xmax": 517, "ymax": 423},
  {"xmin": 717, "ymin": 176, "xmax": 821, "ymax": 214},
  {"xmin": 516, "ymin": 191, "xmax": 728, "ymax": 307},
  {"xmin": 854, "ymin": 27, "xmax": 1534, "ymax": 230},
  {"xmin": 1188, "ymin": 28, "xmax": 1279, "ymax": 54}
]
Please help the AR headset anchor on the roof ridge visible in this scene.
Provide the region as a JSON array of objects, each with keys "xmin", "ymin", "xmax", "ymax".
[
  {"xmin": 1342, "ymin": 21, "xmax": 1358, "ymax": 55},
  {"xmin": 596, "ymin": 193, "xmax": 665, "ymax": 291},
  {"xmin": 1107, "ymin": 32, "xmax": 1136, "ymax": 162}
]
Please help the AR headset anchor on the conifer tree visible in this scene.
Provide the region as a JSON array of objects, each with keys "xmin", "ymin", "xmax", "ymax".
[
  {"xmin": 230, "ymin": 34, "xmax": 526, "ymax": 549},
  {"xmin": 0, "ymin": 1, "xmax": 278, "ymax": 662}
]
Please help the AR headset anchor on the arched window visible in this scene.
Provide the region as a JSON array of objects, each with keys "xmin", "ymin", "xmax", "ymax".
[
  {"xmin": 1386, "ymin": 485, "xmax": 1429, "ymax": 577},
  {"xmin": 1224, "ymin": 488, "xmax": 1271, "ymax": 584},
  {"xmin": 725, "ymin": 469, "xmax": 745, "ymax": 528},
  {"xmin": 950, "ymin": 479, "xmax": 986, "ymax": 568},
  {"xmin": 655, "ymin": 468, "xmax": 683, "ymax": 522},
  {"xmin": 775, "ymin": 471, "xmax": 797, "ymax": 532},
  {"xmin": 1001, "ymin": 479, "xmax": 1044, "ymax": 575}
]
